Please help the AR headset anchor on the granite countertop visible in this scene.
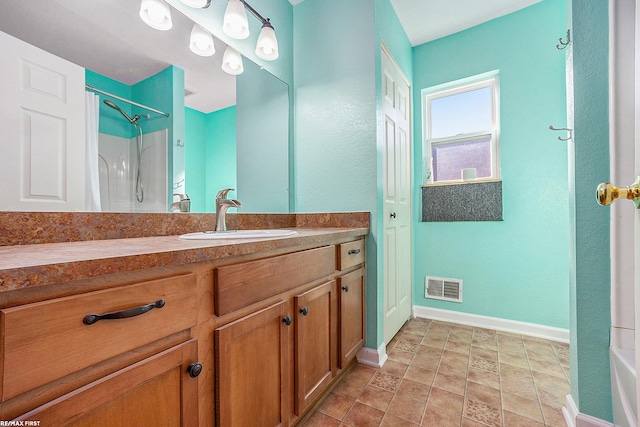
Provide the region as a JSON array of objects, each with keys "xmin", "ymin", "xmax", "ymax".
[{"xmin": 0, "ymin": 227, "xmax": 368, "ymax": 292}]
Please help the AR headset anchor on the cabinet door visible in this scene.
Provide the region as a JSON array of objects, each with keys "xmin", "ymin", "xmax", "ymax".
[
  {"xmin": 338, "ymin": 268, "xmax": 365, "ymax": 368},
  {"xmin": 14, "ymin": 340, "xmax": 200, "ymax": 426},
  {"xmin": 215, "ymin": 301, "xmax": 291, "ymax": 427},
  {"xmin": 294, "ymin": 281, "xmax": 337, "ymax": 414}
]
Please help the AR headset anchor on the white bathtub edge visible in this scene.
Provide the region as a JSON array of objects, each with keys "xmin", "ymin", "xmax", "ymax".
[{"xmin": 611, "ymin": 347, "xmax": 638, "ymax": 427}]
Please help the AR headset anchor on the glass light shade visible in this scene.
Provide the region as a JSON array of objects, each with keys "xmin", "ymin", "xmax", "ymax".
[
  {"xmin": 255, "ymin": 25, "xmax": 279, "ymax": 61},
  {"xmin": 221, "ymin": 46, "xmax": 244, "ymax": 75},
  {"xmin": 179, "ymin": 0, "xmax": 211, "ymax": 7},
  {"xmin": 189, "ymin": 24, "xmax": 215, "ymax": 56},
  {"xmin": 139, "ymin": 0, "xmax": 172, "ymax": 31},
  {"xmin": 223, "ymin": 0, "xmax": 250, "ymax": 39}
]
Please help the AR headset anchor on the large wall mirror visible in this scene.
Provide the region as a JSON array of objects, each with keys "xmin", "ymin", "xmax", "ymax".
[{"xmin": 0, "ymin": 0, "xmax": 290, "ymax": 213}]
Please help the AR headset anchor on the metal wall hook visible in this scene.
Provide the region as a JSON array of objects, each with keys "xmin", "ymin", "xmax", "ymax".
[
  {"xmin": 549, "ymin": 125, "xmax": 573, "ymax": 141},
  {"xmin": 556, "ymin": 29, "xmax": 571, "ymax": 50}
]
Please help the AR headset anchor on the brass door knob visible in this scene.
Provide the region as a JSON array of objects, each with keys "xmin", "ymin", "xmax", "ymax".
[{"xmin": 596, "ymin": 176, "xmax": 640, "ymax": 208}]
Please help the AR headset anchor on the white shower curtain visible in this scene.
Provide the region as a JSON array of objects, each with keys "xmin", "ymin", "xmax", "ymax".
[{"xmin": 85, "ymin": 92, "xmax": 101, "ymax": 211}]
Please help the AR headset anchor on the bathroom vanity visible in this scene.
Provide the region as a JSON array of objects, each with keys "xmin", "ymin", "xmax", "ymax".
[{"xmin": 0, "ymin": 213, "xmax": 368, "ymax": 426}]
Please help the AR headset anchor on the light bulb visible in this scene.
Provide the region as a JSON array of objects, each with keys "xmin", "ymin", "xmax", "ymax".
[
  {"xmin": 189, "ymin": 24, "xmax": 215, "ymax": 56},
  {"xmin": 222, "ymin": 46, "xmax": 244, "ymax": 75},
  {"xmin": 255, "ymin": 23, "xmax": 279, "ymax": 61},
  {"xmin": 223, "ymin": 0, "xmax": 249, "ymax": 39},
  {"xmin": 139, "ymin": 0, "xmax": 172, "ymax": 31}
]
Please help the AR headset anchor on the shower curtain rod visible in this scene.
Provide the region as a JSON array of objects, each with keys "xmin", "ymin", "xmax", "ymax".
[{"xmin": 85, "ymin": 84, "xmax": 170, "ymax": 118}]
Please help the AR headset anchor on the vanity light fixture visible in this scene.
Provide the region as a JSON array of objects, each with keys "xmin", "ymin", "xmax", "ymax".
[
  {"xmin": 140, "ymin": 0, "xmax": 278, "ymax": 75},
  {"xmin": 139, "ymin": 0, "xmax": 173, "ymax": 31},
  {"xmin": 255, "ymin": 19, "xmax": 278, "ymax": 60},
  {"xmin": 179, "ymin": 0, "xmax": 211, "ymax": 7},
  {"xmin": 189, "ymin": 24, "xmax": 216, "ymax": 56},
  {"xmin": 223, "ymin": 0, "xmax": 250, "ymax": 39},
  {"xmin": 221, "ymin": 46, "xmax": 244, "ymax": 75},
  {"xmin": 224, "ymin": 0, "xmax": 279, "ymax": 61}
]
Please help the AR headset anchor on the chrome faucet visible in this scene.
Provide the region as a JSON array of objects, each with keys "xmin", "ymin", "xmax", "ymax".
[
  {"xmin": 215, "ymin": 188, "xmax": 242, "ymax": 232},
  {"xmin": 170, "ymin": 193, "xmax": 191, "ymax": 213}
]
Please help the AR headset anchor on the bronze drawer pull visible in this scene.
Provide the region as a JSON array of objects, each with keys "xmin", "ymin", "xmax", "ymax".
[
  {"xmin": 83, "ymin": 299, "xmax": 166, "ymax": 325},
  {"xmin": 348, "ymin": 249, "xmax": 361, "ymax": 255}
]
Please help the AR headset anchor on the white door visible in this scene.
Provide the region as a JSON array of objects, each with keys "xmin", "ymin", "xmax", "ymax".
[
  {"xmin": 0, "ymin": 31, "xmax": 85, "ymax": 211},
  {"xmin": 382, "ymin": 47, "xmax": 412, "ymax": 344},
  {"xmin": 604, "ymin": 1, "xmax": 639, "ymax": 425}
]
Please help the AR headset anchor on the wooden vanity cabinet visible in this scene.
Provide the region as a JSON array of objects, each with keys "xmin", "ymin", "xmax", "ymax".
[
  {"xmin": 337, "ymin": 240, "xmax": 366, "ymax": 368},
  {"xmin": 294, "ymin": 280, "xmax": 337, "ymax": 415},
  {"xmin": 338, "ymin": 268, "xmax": 365, "ymax": 368},
  {"xmin": 0, "ymin": 273, "xmax": 201, "ymax": 425},
  {"xmin": 212, "ymin": 239, "xmax": 365, "ymax": 427},
  {"xmin": 15, "ymin": 339, "xmax": 200, "ymax": 427},
  {"xmin": 214, "ymin": 301, "xmax": 291, "ymax": 427},
  {"xmin": 213, "ymin": 247, "xmax": 337, "ymax": 427},
  {"xmin": 0, "ymin": 234, "xmax": 367, "ymax": 427}
]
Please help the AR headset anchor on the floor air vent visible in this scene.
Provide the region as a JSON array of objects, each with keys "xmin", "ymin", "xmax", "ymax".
[{"xmin": 425, "ymin": 276, "xmax": 462, "ymax": 303}]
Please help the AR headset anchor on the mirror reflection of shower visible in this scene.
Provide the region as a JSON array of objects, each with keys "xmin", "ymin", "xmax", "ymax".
[
  {"xmin": 91, "ymin": 87, "xmax": 168, "ymax": 214},
  {"xmin": 103, "ymin": 100, "xmax": 145, "ymax": 203}
]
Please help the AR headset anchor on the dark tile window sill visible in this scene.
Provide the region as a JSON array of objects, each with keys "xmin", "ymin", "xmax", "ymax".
[{"xmin": 422, "ymin": 180, "xmax": 503, "ymax": 222}]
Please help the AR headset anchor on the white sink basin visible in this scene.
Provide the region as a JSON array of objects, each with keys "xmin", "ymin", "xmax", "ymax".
[{"xmin": 179, "ymin": 229, "xmax": 298, "ymax": 240}]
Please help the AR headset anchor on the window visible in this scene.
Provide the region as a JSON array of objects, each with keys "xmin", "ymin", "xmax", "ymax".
[{"xmin": 423, "ymin": 74, "xmax": 499, "ymax": 183}]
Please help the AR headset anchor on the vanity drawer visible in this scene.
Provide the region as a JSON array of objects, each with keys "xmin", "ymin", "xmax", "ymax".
[
  {"xmin": 0, "ymin": 274, "xmax": 197, "ymax": 401},
  {"xmin": 337, "ymin": 239, "xmax": 365, "ymax": 271},
  {"xmin": 214, "ymin": 246, "xmax": 335, "ymax": 316}
]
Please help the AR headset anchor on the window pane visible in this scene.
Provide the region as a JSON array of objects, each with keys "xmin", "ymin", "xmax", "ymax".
[
  {"xmin": 431, "ymin": 137, "xmax": 492, "ymax": 181},
  {"xmin": 430, "ymin": 86, "xmax": 492, "ymax": 138}
]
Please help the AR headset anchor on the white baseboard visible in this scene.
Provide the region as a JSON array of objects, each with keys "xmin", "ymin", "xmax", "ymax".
[
  {"xmin": 564, "ymin": 394, "xmax": 578, "ymax": 427},
  {"xmin": 356, "ymin": 342, "xmax": 388, "ymax": 368},
  {"xmin": 564, "ymin": 394, "xmax": 614, "ymax": 427},
  {"xmin": 413, "ymin": 306, "xmax": 570, "ymax": 343}
]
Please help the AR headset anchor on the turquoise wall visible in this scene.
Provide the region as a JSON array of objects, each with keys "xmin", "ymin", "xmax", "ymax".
[
  {"xmin": 375, "ymin": 0, "xmax": 412, "ymax": 78},
  {"xmin": 86, "ymin": 68, "xmax": 176, "ymax": 138},
  {"xmin": 206, "ymin": 107, "xmax": 237, "ymax": 213},
  {"xmin": 294, "ymin": 0, "xmax": 379, "ymax": 347},
  {"xmin": 412, "ymin": 0, "xmax": 570, "ymax": 329},
  {"xmin": 185, "ymin": 108, "xmax": 207, "ymax": 212},
  {"xmin": 133, "ymin": 66, "xmax": 177, "ymax": 136},
  {"xmin": 570, "ymin": 0, "xmax": 612, "ymax": 421},
  {"xmin": 237, "ymin": 59, "xmax": 289, "ymax": 212},
  {"xmin": 185, "ymin": 106, "xmax": 237, "ymax": 213},
  {"xmin": 86, "ymin": 70, "xmax": 134, "ymax": 139}
]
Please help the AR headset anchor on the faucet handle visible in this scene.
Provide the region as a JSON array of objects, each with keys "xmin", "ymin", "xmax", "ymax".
[
  {"xmin": 216, "ymin": 188, "xmax": 235, "ymax": 199},
  {"xmin": 173, "ymin": 193, "xmax": 189, "ymax": 201}
]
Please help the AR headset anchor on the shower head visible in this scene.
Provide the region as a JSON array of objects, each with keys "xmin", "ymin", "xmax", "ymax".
[{"xmin": 103, "ymin": 99, "xmax": 140, "ymax": 124}]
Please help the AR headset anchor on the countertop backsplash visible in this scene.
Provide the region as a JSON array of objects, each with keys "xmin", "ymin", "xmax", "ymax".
[{"xmin": 0, "ymin": 212, "xmax": 370, "ymax": 246}]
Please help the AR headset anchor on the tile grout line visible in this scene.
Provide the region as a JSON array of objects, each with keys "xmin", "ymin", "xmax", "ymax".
[{"xmin": 305, "ymin": 319, "xmax": 569, "ymax": 427}]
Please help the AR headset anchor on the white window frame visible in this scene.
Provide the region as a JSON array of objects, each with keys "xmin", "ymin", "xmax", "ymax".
[{"xmin": 423, "ymin": 72, "xmax": 500, "ymax": 184}]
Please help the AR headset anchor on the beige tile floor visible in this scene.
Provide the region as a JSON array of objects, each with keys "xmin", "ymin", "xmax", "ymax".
[{"xmin": 302, "ymin": 317, "xmax": 570, "ymax": 427}]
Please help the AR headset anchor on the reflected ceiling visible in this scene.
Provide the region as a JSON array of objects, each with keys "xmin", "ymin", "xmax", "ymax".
[{"xmin": 0, "ymin": 0, "xmax": 235, "ymax": 113}]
